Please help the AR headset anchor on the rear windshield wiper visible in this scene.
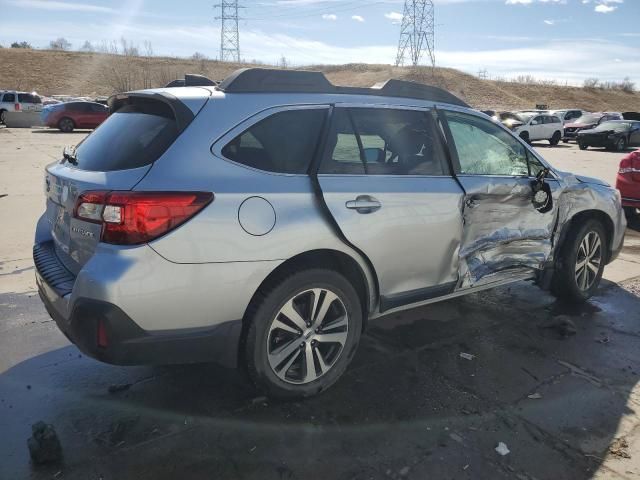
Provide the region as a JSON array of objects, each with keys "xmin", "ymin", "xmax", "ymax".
[{"xmin": 62, "ymin": 146, "xmax": 78, "ymax": 165}]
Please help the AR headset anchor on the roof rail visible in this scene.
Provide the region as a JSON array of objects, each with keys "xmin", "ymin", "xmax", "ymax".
[
  {"xmin": 165, "ymin": 74, "xmax": 218, "ymax": 88},
  {"xmin": 217, "ymin": 68, "xmax": 469, "ymax": 107}
]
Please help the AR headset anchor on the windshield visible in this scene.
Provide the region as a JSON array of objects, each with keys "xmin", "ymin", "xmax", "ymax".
[
  {"xmin": 499, "ymin": 113, "xmax": 521, "ymax": 122},
  {"xmin": 593, "ymin": 121, "xmax": 630, "ymax": 132},
  {"xmin": 573, "ymin": 114, "xmax": 600, "ymax": 124},
  {"xmin": 516, "ymin": 112, "xmax": 535, "ymax": 122}
]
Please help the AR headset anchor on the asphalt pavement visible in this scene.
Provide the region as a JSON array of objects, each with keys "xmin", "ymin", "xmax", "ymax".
[{"xmin": 2, "ymin": 128, "xmax": 640, "ymax": 479}]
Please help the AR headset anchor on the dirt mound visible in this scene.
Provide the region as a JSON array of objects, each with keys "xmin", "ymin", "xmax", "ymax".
[{"xmin": 1, "ymin": 48, "xmax": 638, "ymax": 112}]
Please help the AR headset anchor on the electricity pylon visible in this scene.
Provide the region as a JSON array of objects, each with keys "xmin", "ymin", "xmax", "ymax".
[{"xmin": 394, "ymin": 0, "xmax": 435, "ymax": 68}]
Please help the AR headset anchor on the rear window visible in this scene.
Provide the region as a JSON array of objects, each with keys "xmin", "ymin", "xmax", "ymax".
[
  {"xmin": 18, "ymin": 93, "xmax": 41, "ymax": 104},
  {"xmin": 3, "ymin": 93, "xmax": 15, "ymax": 102},
  {"xmin": 73, "ymin": 102, "xmax": 179, "ymax": 172}
]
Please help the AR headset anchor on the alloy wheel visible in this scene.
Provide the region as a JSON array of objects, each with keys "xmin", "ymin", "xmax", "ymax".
[
  {"xmin": 617, "ymin": 138, "xmax": 626, "ymax": 152},
  {"xmin": 267, "ymin": 288, "xmax": 349, "ymax": 384},
  {"xmin": 574, "ymin": 231, "xmax": 602, "ymax": 291}
]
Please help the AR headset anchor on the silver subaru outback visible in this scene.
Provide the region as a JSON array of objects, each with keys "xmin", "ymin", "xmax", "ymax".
[{"xmin": 34, "ymin": 68, "xmax": 626, "ymax": 398}]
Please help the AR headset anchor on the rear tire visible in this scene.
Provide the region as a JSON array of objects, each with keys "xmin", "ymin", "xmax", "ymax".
[
  {"xmin": 519, "ymin": 131, "xmax": 531, "ymax": 145},
  {"xmin": 550, "ymin": 131, "xmax": 561, "ymax": 146},
  {"xmin": 0, "ymin": 109, "xmax": 6, "ymax": 124},
  {"xmin": 624, "ymin": 206, "xmax": 638, "ymax": 220},
  {"xmin": 616, "ymin": 137, "xmax": 627, "ymax": 152},
  {"xmin": 58, "ymin": 117, "xmax": 75, "ymax": 133},
  {"xmin": 244, "ymin": 268, "xmax": 363, "ymax": 399},
  {"xmin": 551, "ymin": 219, "xmax": 607, "ymax": 303},
  {"xmin": 578, "ymin": 142, "xmax": 588, "ymax": 150}
]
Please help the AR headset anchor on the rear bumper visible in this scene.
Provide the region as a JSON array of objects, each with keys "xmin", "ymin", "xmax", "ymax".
[
  {"xmin": 34, "ymin": 241, "xmax": 243, "ymax": 368},
  {"xmin": 577, "ymin": 136, "xmax": 612, "ymax": 147},
  {"xmin": 616, "ymin": 174, "xmax": 640, "ymax": 208}
]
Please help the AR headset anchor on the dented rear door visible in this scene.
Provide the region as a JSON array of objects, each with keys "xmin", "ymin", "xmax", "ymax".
[{"xmin": 441, "ymin": 109, "xmax": 559, "ymax": 288}]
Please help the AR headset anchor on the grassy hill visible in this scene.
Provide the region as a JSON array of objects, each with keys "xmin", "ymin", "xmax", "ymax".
[{"xmin": 1, "ymin": 48, "xmax": 639, "ymax": 112}]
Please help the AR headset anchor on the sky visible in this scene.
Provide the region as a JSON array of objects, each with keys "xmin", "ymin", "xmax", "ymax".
[{"xmin": 0, "ymin": 0, "xmax": 638, "ymax": 85}]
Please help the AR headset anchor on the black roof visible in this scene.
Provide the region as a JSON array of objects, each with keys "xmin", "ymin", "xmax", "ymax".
[{"xmin": 216, "ymin": 68, "xmax": 469, "ymax": 108}]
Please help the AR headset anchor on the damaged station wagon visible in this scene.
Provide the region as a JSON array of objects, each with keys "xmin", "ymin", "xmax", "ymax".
[{"xmin": 34, "ymin": 69, "xmax": 626, "ymax": 398}]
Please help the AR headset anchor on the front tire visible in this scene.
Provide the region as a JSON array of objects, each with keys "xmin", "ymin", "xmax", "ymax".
[
  {"xmin": 0, "ymin": 109, "xmax": 6, "ymax": 124},
  {"xmin": 552, "ymin": 219, "xmax": 607, "ymax": 303},
  {"xmin": 550, "ymin": 131, "xmax": 561, "ymax": 146},
  {"xmin": 578, "ymin": 142, "xmax": 588, "ymax": 150},
  {"xmin": 244, "ymin": 268, "xmax": 363, "ymax": 399},
  {"xmin": 58, "ymin": 117, "xmax": 75, "ymax": 133},
  {"xmin": 519, "ymin": 131, "xmax": 531, "ymax": 145},
  {"xmin": 616, "ymin": 137, "xmax": 627, "ymax": 152}
]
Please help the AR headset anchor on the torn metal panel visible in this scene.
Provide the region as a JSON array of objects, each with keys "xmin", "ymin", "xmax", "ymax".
[
  {"xmin": 456, "ymin": 171, "xmax": 625, "ymax": 289},
  {"xmin": 456, "ymin": 176, "xmax": 558, "ymax": 288}
]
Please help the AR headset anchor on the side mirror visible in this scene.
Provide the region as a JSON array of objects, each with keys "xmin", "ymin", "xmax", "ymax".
[
  {"xmin": 531, "ymin": 167, "xmax": 552, "ymax": 213},
  {"xmin": 363, "ymin": 148, "xmax": 385, "ymax": 164}
]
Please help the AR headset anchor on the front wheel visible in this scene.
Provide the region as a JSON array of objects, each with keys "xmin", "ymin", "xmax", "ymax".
[
  {"xmin": 0, "ymin": 109, "xmax": 6, "ymax": 124},
  {"xmin": 549, "ymin": 131, "xmax": 561, "ymax": 146},
  {"xmin": 551, "ymin": 220, "xmax": 607, "ymax": 303},
  {"xmin": 58, "ymin": 117, "xmax": 75, "ymax": 133},
  {"xmin": 244, "ymin": 269, "xmax": 363, "ymax": 399},
  {"xmin": 519, "ymin": 131, "xmax": 531, "ymax": 145},
  {"xmin": 616, "ymin": 137, "xmax": 627, "ymax": 152},
  {"xmin": 578, "ymin": 142, "xmax": 588, "ymax": 150}
]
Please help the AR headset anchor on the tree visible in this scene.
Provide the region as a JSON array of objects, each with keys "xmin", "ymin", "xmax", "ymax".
[
  {"xmin": 11, "ymin": 41, "xmax": 32, "ymax": 49},
  {"xmin": 583, "ymin": 78, "xmax": 599, "ymax": 89},
  {"xmin": 79, "ymin": 40, "xmax": 94, "ymax": 52},
  {"xmin": 191, "ymin": 52, "xmax": 207, "ymax": 60},
  {"xmin": 50, "ymin": 37, "xmax": 72, "ymax": 51}
]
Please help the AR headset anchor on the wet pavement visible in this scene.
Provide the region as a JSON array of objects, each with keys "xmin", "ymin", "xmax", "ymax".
[
  {"xmin": 2, "ymin": 129, "xmax": 640, "ymax": 479},
  {"xmin": 2, "ymin": 279, "xmax": 640, "ymax": 479}
]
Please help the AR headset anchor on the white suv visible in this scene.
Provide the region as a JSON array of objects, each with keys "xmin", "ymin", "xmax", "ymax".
[
  {"xmin": 513, "ymin": 112, "xmax": 564, "ymax": 145},
  {"xmin": 0, "ymin": 91, "xmax": 43, "ymax": 124}
]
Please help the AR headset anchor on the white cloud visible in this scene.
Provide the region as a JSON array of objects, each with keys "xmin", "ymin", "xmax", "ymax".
[
  {"xmin": 506, "ymin": 0, "xmax": 566, "ymax": 4},
  {"xmin": 384, "ymin": 11, "xmax": 404, "ymax": 23},
  {"xmin": 544, "ymin": 19, "xmax": 555, "ymax": 25},
  {"xmin": 5, "ymin": 0, "xmax": 115, "ymax": 13},
  {"xmin": 321, "ymin": 13, "xmax": 337, "ymax": 21},
  {"xmin": 594, "ymin": 4, "xmax": 616, "ymax": 12},
  {"xmin": 351, "ymin": 15, "xmax": 365, "ymax": 22}
]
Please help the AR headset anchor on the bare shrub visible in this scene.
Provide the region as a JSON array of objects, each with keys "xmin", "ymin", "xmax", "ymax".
[
  {"xmin": 583, "ymin": 78, "xmax": 599, "ymax": 89},
  {"xmin": 50, "ymin": 37, "xmax": 72, "ymax": 51}
]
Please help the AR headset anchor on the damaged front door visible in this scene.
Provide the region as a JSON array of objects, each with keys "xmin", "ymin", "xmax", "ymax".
[{"xmin": 441, "ymin": 110, "xmax": 559, "ymax": 288}]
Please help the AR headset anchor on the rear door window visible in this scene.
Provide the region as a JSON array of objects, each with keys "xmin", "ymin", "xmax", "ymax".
[
  {"xmin": 320, "ymin": 107, "xmax": 447, "ymax": 176},
  {"xmin": 221, "ymin": 108, "xmax": 327, "ymax": 174},
  {"xmin": 3, "ymin": 93, "xmax": 15, "ymax": 103},
  {"xmin": 72, "ymin": 101, "xmax": 179, "ymax": 172}
]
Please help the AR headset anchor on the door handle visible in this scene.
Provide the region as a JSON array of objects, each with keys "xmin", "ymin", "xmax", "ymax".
[{"xmin": 345, "ymin": 195, "xmax": 381, "ymax": 214}]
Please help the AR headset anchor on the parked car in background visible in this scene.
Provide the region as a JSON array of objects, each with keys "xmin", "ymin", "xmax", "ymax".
[
  {"xmin": 547, "ymin": 109, "xmax": 583, "ymax": 125},
  {"xmin": 563, "ymin": 112, "xmax": 623, "ymax": 142},
  {"xmin": 0, "ymin": 91, "xmax": 43, "ymax": 124},
  {"xmin": 33, "ymin": 69, "xmax": 625, "ymax": 398},
  {"xmin": 616, "ymin": 150, "xmax": 640, "ymax": 219},
  {"xmin": 41, "ymin": 101, "xmax": 109, "ymax": 132},
  {"xmin": 577, "ymin": 120, "xmax": 640, "ymax": 151},
  {"xmin": 513, "ymin": 112, "xmax": 564, "ymax": 145}
]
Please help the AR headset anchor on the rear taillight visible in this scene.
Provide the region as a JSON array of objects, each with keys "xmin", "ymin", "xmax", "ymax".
[
  {"xmin": 15, "ymin": 103, "xmax": 20, "ymax": 111},
  {"xmin": 74, "ymin": 191, "xmax": 213, "ymax": 245},
  {"xmin": 619, "ymin": 152, "xmax": 640, "ymax": 182}
]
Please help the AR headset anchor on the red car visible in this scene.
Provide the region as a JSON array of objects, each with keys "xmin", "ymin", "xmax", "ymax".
[
  {"xmin": 41, "ymin": 101, "xmax": 109, "ymax": 132},
  {"xmin": 616, "ymin": 150, "xmax": 640, "ymax": 218}
]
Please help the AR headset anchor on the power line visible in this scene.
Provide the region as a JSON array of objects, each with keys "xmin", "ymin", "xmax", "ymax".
[
  {"xmin": 246, "ymin": 0, "xmax": 386, "ymax": 21},
  {"xmin": 395, "ymin": 0, "xmax": 435, "ymax": 68},
  {"xmin": 214, "ymin": 1, "xmax": 244, "ymax": 62}
]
